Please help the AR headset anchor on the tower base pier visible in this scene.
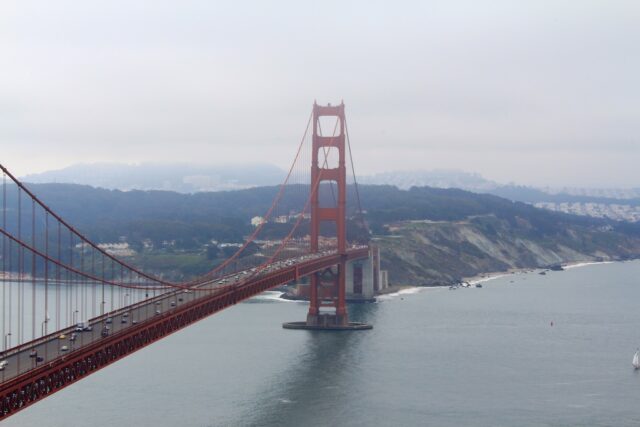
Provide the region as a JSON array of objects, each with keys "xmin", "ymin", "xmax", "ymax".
[
  {"xmin": 283, "ymin": 311, "xmax": 372, "ymax": 330},
  {"xmin": 282, "ymin": 319, "xmax": 372, "ymax": 331}
]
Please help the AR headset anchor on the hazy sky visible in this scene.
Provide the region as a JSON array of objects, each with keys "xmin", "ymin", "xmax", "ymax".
[{"xmin": 1, "ymin": 1, "xmax": 639, "ymax": 187}]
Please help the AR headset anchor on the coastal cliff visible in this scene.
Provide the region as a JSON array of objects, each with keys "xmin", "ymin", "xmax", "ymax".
[{"xmin": 376, "ymin": 215, "xmax": 640, "ymax": 286}]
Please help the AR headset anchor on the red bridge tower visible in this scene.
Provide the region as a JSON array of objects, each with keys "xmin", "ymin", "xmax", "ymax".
[{"xmin": 284, "ymin": 102, "xmax": 372, "ymax": 331}]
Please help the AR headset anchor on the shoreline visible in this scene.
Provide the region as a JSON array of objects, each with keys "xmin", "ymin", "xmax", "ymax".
[
  {"xmin": 268, "ymin": 258, "xmax": 636, "ymax": 303},
  {"xmin": 462, "ymin": 259, "xmax": 624, "ymax": 287},
  {"xmin": 394, "ymin": 258, "xmax": 634, "ymax": 292}
]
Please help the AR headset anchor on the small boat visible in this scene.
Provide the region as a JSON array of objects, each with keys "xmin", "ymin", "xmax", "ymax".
[
  {"xmin": 475, "ymin": 284, "xmax": 482, "ymax": 288},
  {"xmin": 633, "ymin": 349, "xmax": 640, "ymax": 370}
]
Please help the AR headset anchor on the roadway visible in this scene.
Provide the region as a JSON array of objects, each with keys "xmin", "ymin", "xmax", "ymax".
[{"xmin": 0, "ymin": 249, "xmax": 353, "ymax": 384}]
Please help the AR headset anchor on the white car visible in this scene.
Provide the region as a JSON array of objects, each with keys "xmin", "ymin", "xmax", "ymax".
[{"xmin": 0, "ymin": 360, "xmax": 8, "ymax": 371}]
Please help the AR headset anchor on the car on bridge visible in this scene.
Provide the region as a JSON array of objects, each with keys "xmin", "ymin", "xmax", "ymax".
[
  {"xmin": 75, "ymin": 322, "xmax": 93, "ymax": 332},
  {"xmin": 0, "ymin": 360, "xmax": 8, "ymax": 371}
]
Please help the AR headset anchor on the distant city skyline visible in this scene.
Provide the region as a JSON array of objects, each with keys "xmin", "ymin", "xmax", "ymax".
[{"xmin": 1, "ymin": 1, "xmax": 639, "ymax": 188}]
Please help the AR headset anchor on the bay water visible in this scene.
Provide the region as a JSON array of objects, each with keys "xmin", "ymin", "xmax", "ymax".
[{"xmin": 5, "ymin": 260, "xmax": 640, "ymax": 426}]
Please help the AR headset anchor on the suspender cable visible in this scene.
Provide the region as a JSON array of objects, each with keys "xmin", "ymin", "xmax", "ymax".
[
  {"xmin": 7, "ymin": 234, "xmax": 12, "ymax": 352},
  {"xmin": 101, "ymin": 253, "xmax": 105, "ymax": 316},
  {"xmin": 31, "ymin": 198, "xmax": 36, "ymax": 342},
  {"xmin": 80, "ymin": 242, "xmax": 85, "ymax": 324},
  {"xmin": 69, "ymin": 229, "xmax": 73, "ymax": 328},
  {"xmin": 110, "ymin": 259, "xmax": 115, "ymax": 313},
  {"xmin": 2, "ymin": 172, "xmax": 5, "ymax": 352},
  {"xmin": 17, "ymin": 188, "xmax": 22, "ymax": 346},
  {"xmin": 44, "ymin": 212, "xmax": 49, "ymax": 337},
  {"xmin": 56, "ymin": 221, "xmax": 61, "ymax": 331},
  {"xmin": 91, "ymin": 250, "xmax": 96, "ymax": 318}
]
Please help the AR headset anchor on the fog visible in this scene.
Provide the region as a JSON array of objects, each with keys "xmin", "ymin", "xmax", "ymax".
[{"xmin": 1, "ymin": 0, "xmax": 638, "ymax": 187}]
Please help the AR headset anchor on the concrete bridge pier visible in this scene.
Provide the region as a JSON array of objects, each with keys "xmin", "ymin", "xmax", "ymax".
[
  {"xmin": 346, "ymin": 245, "xmax": 383, "ymax": 302},
  {"xmin": 283, "ymin": 247, "xmax": 380, "ymax": 331}
]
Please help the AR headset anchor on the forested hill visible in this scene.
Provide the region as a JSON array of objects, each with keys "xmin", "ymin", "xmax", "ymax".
[{"xmin": 6, "ymin": 182, "xmax": 640, "ymax": 248}]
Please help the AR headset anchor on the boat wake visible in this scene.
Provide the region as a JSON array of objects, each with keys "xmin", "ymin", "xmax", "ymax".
[
  {"xmin": 377, "ymin": 287, "xmax": 439, "ymax": 301},
  {"xmin": 248, "ymin": 291, "xmax": 303, "ymax": 303},
  {"xmin": 563, "ymin": 261, "xmax": 614, "ymax": 270}
]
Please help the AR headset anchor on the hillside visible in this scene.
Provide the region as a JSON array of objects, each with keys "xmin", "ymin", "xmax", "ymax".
[
  {"xmin": 13, "ymin": 182, "xmax": 638, "ymax": 241},
  {"xmin": 378, "ymin": 216, "xmax": 640, "ymax": 286},
  {"xmin": 6, "ymin": 182, "xmax": 640, "ymax": 281}
]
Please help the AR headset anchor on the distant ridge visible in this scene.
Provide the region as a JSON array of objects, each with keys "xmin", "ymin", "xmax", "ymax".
[
  {"xmin": 359, "ymin": 169, "xmax": 499, "ymax": 192},
  {"xmin": 22, "ymin": 164, "xmax": 640, "ymax": 221},
  {"xmin": 22, "ymin": 162, "xmax": 286, "ymax": 193}
]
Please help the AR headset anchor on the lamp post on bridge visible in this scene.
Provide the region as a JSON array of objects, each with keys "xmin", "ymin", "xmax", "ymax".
[
  {"xmin": 41, "ymin": 316, "xmax": 50, "ymax": 337},
  {"xmin": 2, "ymin": 332, "xmax": 10, "ymax": 381},
  {"xmin": 39, "ymin": 317, "xmax": 50, "ymax": 363},
  {"xmin": 4, "ymin": 332, "xmax": 11, "ymax": 353}
]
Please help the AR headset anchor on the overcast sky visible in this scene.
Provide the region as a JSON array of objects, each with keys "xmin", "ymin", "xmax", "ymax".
[{"xmin": 1, "ymin": 1, "xmax": 638, "ymax": 187}]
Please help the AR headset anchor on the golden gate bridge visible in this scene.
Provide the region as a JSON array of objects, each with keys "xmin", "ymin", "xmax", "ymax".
[{"xmin": 0, "ymin": 102, "xmax": 374, "ymax": 418}]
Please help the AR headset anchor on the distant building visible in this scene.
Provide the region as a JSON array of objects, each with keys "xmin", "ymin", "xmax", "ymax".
[
  {"xmin": 274, "ymin": 215, "xmax": 289, "ymax": 224},
  {"xmin": 97, "ymin": 242, "xmax": 135, "ymax": 257},
  {"xmin": 219, "ymin": 242, "xmax": 243, "ymax": 248},
  {"xmin": 251, "ymin": 216, "xmax": 265, "ymax": 227}
]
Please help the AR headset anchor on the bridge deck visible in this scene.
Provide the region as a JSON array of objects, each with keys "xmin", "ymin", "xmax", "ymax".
[{"xmin": 0, "ymin": 247, "xmax": 369, "ymax": 418}]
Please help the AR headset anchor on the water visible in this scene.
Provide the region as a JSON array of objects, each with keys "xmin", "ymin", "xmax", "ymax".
[{"xmin": 5, "ymin": 260, "xmax": 640, "ymax": 426}]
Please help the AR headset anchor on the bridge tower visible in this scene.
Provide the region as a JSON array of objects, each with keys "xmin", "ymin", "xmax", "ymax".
[
  {"xmin": 307, "ymin": 101, "xmax": 348, "ymax": 327},
  {"xmin": 284, "ymin": 102, "xmax": 371, "ymax": 331}
]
